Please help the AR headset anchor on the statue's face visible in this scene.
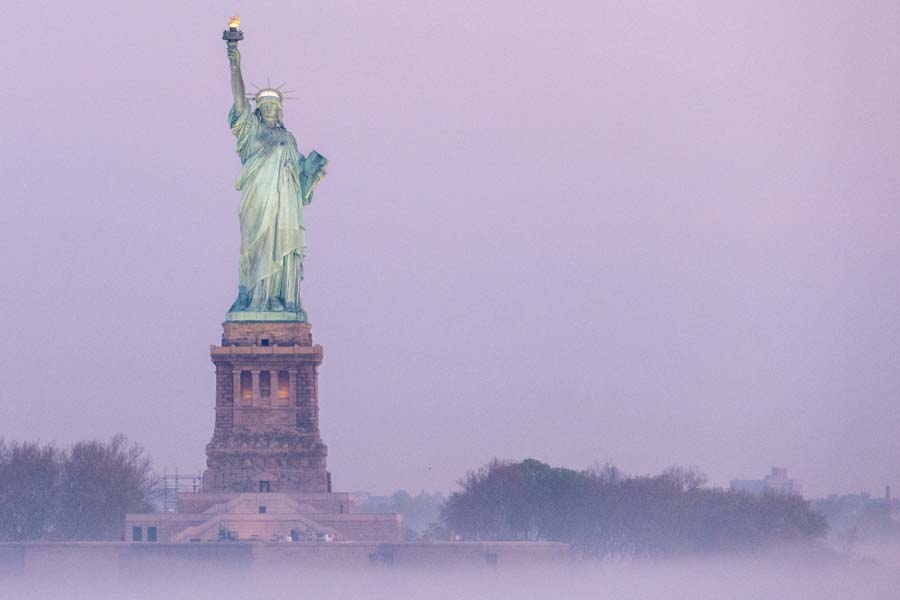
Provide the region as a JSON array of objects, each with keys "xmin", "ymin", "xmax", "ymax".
[{"xmin": 259, "ymin": 102, "xmax": 280, "ymax": 128}]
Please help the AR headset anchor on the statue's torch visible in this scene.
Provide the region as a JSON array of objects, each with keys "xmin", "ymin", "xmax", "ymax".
[{"xmin": 223, "ymin": 15, "xmax": 244, "ymax": 48}]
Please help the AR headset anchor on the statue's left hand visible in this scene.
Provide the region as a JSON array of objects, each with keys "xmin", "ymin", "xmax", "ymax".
[{"xmin": 313, "ymin": 167, "xmax": 327, "ymax": 185}]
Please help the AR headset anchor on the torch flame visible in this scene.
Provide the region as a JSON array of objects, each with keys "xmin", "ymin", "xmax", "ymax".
[{"xmin": 228, "ymin": 15, "xmax": 241, "ymax": 29}]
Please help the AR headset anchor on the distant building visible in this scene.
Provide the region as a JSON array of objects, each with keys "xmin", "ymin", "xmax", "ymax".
[{"xmin": 730, "ymin": 467, "xmax": 803, "ymax": 497}]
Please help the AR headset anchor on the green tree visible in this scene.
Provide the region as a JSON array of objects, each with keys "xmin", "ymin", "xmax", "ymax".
[
  {"xmin": 441, "ymin": 458, "xmax": 589, "ymax": 541},
  {"xmin": 0, "ymin": 440, "xmax": 62, "ymax": 541},
  {"xmin": 0, "ymin": 435, "xmax": 158, "ymax": 541},
  {"xmin": 55, "ymin": 434, "xmax": 157, "ymax": 540},
  {"xmin": 441, "ymin": 458, "xmax": 828, "ymax": 558}
]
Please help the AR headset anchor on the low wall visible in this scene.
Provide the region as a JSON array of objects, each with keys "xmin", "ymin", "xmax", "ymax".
[
  {"xmin": 0, "ymin": 541, "xmax": 570, "ymax": 580},
  {"xmin": 177, "ymin": 491, "xmax": 355, "ymax": 513},
  {"xmin": 314, "ymin": 513, "xmax": 404, "ymax": 543}
]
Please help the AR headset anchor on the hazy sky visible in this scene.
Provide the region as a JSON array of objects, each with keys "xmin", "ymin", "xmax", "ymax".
[{"xmin": 1, "ymin": 1, "xmax": 898, "ymax": 496}]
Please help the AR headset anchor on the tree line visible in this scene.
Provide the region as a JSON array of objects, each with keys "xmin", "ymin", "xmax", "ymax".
[
  {"xmin": 440, "ymin": 458, "xmax": 827, "ymax": 557},
  {"xmin": 1, "ymin": 436, "xmax": 829, "ymax": 555},
  {"xmin": 0, "ymin": 434, "xmax": 156, "ymax": 541}
]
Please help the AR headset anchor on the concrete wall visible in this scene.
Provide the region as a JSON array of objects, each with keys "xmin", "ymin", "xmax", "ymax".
[
  {"xmin": 126, "ymin": 514, "xmax": 208, "ymax": 543},
  {"xmin": 0, "ymin": 541, "xmax": 570, "ymax": 580},
  {"xmin": 177, "ymin": 492, "xmax": 356, "ymax": 513},
  {"xmin": 314, "ymin": 514, "xmax": 404, "ymax": 543}
]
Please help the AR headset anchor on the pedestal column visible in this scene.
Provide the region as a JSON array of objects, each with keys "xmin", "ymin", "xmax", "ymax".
[
  {"xmin": 232, "ymin": 369, "xmax": 243, "ymax": 404},
  {"xmin": 251, "ymin": 370, "xmax": 261, "ymax": 403}
]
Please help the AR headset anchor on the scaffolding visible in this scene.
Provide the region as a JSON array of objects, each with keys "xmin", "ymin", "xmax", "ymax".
[{"xmin": 161, "ymin": 469, "xmax": 202, "ymax": 513}]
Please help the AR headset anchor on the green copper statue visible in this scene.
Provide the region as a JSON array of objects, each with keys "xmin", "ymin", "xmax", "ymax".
[{"xmin": 224, "ymin": 32, "xmax": 327, "ymax": 322}]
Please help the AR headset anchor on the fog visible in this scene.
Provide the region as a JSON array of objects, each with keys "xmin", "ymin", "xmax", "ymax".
[{"xmin": 5, "ymin": 549, "xmax": 899, "ymax": 600}]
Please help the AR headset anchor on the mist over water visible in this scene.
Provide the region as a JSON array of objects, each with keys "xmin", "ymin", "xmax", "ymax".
[{"xmin": 5, "ymin": 548, "xmax": 900, "ymax": 600}]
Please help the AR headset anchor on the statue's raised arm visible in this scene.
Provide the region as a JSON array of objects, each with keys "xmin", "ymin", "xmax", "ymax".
[{"xmin": 227, "ymin": 46, "xmax": 247, "ymax": 113}]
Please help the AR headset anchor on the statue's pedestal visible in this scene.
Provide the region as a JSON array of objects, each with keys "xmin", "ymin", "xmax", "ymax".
[
  {"xmin": 203, "ymin": 321, "xmax": 329, "ymax": 493},
  {"xmin": 125, "ymin": 320, "xmax": 405, "ymax": 543}
]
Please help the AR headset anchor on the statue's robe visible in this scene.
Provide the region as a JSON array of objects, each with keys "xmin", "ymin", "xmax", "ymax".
[{"xmin": 229, "ymin": 104, "xmax": 318, "ymax": 311}]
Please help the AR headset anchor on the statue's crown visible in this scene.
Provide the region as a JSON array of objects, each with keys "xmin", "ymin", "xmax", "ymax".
[{"xmin": 255, "ymin": 89, "xmax": 283, "ymax": 105}]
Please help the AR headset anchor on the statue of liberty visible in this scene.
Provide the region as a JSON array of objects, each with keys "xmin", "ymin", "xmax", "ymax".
[{"xmin": 224, "ymin": 33, "xmax": 327, "ymax": 321}]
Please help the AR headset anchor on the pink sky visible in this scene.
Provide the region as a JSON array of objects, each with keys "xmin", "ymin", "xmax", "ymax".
[{"xmin": 1, "ymin": 1, "xmax": 898, "ymax": 496}]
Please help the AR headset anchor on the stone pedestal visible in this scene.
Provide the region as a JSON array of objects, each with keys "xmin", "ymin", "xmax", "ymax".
[{"xmin": 203, "ymin": 321, "xmax": 329, "ymax": 493}]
